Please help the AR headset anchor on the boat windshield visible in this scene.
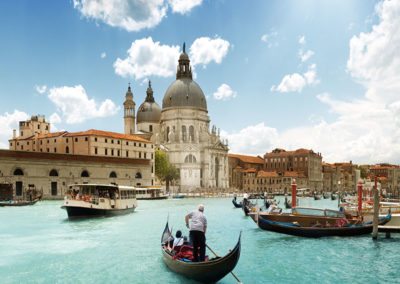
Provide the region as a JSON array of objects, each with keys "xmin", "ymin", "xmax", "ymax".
[{"xmin": 292, "ymin": 207, "xmax": 345, "ymax": 218}]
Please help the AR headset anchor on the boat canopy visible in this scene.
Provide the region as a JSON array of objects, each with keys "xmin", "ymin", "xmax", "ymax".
[{"xmin": 292, "ymin": 207, "xmax": 346, "ymax": 218}]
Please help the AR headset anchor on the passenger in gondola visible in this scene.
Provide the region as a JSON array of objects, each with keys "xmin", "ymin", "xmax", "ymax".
[
  {"xmin": 185, "ymin": 204, "xmax": 207, "ymax": 262},
  {"xmin": 173, "ymin": 230, "xmax": 184, "ymax": 249}
]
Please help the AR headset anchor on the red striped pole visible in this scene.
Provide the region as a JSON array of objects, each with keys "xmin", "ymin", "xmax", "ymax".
[{"xmin": 291, "ymin": 179, "xmax": 297, "ymax": 208}]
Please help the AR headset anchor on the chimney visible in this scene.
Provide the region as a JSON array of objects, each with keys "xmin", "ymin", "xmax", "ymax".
[{"xmin": 13, "ymin": 129, "xmax": 16, "ymax": 139}]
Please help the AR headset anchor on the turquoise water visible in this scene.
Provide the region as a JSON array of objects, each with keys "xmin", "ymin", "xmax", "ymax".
[{"xmin": 0, "ymin": 197, "xmax": 399, "ymax": 284}]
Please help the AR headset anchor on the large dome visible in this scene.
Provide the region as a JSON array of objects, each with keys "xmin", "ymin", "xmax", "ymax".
[{"xmin": 162, "ymin": 78, "xmax": 207, "ymax": 110}]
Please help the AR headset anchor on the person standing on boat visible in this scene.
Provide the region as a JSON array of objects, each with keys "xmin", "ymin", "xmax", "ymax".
[{"xmin": 185, "ymin": 204, "xmax": 207, "ymax": 262}]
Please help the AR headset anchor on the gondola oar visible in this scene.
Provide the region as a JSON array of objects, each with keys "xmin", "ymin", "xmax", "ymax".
[{"xmin": 205, "ymin": 243, "xmax": 242, "ymax": 284}]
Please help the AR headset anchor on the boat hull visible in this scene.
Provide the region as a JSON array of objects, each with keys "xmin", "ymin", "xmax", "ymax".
[
  {"xmin": 257, "ymin": 215, "xmax": 391, "ymax": 238},
  {"xmin": 0, "ymin": 199, "xmax": 39, "ymax": 207},
  {"xmin": 61, "ymin": 205, "xmax": 136, "ymax": 218},
  {"xmin": 161, "ymin": 222, "xmax": 241, "ymax": 283}
]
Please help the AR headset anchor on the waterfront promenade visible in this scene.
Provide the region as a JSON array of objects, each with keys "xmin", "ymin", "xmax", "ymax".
[{"xmin": 1, "ymin": 197, "xmax": 399, "ymax": 283}]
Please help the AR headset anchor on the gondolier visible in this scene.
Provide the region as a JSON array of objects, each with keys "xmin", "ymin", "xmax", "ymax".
[{"xmin": 185, "ymin": 204, "xmax": 207, "ymax": 262}]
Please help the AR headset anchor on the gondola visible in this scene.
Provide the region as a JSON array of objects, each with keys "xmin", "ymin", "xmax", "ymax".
[
  {"xmin": 313, "ymin": 194, "xmax": 322, "ymax": 200},
  {"xmin": 0, "ymin": 198, "xmax": 40, "ymax": 207},
  {"xmin": 161, "ymin": 222, "xmax": 241, "ymax": 283},
  {"xmin": 284, "ymin": 197, "xmax": 292, "ymax": 209},
  {"xmin": 256, "ymin": 213, "xmax": 391, "ymax": 238},
  {"xmin": 331, "ymin": 193, "xmax": 338, "ymax": 200},
  {"xmin": 232, "ymin": 197, "xmax": 242, "ymax": 208}
]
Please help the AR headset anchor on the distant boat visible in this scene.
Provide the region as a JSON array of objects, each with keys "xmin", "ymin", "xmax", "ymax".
[
  {"xmin": 161, "ymin": 221, "xmax": 241, "ymax": 283},
  {"xmin": 61, "ymin": 184, "xmax": 137, "ymax": 218},
  {"xmin": 135, "ymin": 187, "xmax": 168, "ymax": 200},
  {"xmin": 0, "ymin": 183, "xmax": 42, "ymax": 207},
  {"xmin": 232, "ymin": 197, "xmax": 242, "ymax": 208},
  {"xmin": 284, "ymin": 196, "xmax": 292, "ymax": 209},
  {"xmin": 314, "ymin": 194, "xmax": 322, "ymax": 200},
  {"xmin": 171, "ymin": 194, "xmax": 185, "ymax": 199}
]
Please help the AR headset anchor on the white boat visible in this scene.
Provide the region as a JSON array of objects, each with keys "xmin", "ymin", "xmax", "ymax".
[
  {"xmin": 61, "ymin": 184, "xmax": 137, "ymax": 218},
  {"xmin": 135, "ymin": 186, "xmax": 168, "ymax": 200}
]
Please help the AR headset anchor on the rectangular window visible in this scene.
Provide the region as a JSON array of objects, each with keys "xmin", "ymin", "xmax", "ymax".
[
  {"xmin": 144, "ymin": 153, "xmax": 147, "ymax": 159},
  {"xmin": 105, "ymin": 139, "xmax": 108, "ymax": 143},
  {"xmin": 21, "ymin": 145, "xmax": 24, "ymax": 150},
  {"xmin": 111, "ymin": 140, "xmax": 114, "ymax": 144},
  {"xmin": 54, "ymin": 148, "xmax": 57, "ymax": 153},
  {"xmin": 139, "ymin": 152, "xmax": 142, "ymax": 158},
  {"xmin": 85, "ymin": 137, "xmax": 88, "ymax": 141},
  {"xmin": 126, "ymin": 151, "xmax": 129, "ymax": 157},
  {"xmin": 117, "ymin": 150, "xmax": 120, "ymax": 156},
  {"xmin": 21, "ymin": 131, "xmax": 23, "ymax": 136},
  {"xmin": 95, "ymin": 148, "xmax": 98, "ymax": 155},
  {"xmin": 118, "ymin": 140, "xmax": 120, "ymax": 145},
  {"xmin": 47, "ymin": 148, "xmax": 49, "ymax": 152},
  {"xmin": 75, "ymin": 138, "xmax": 78, "ymax": 142},
  {"xmin": 126, "ymin": 141, "xmax": 128, "ymax": 146},
  {"xmin": 144, "ymin": 144, "xmax": 146, "ymax": 148},
  {"xmin": 27, "ymin": 141, "xmax": 29, "ymax": 145},
  {"xmin": 111, "ymin": 149, "xmax": 114, "ymax": 156},
  {"xmin": 54, "ymin": 139, "xmax": 56, "ymax": 143},
  {"xmin": 139, "ymin": 143, "xmax": 141, "ymax": 147},
  {"xmin": 95, "ymin": 137, "xmax": 97, "ymax": 142},
  {"xmin": 105, "ymin": 148, "xmax": 108, "ymax": 155},
  {"xmin": 66, "ymin": 138, "xmax": 68, "ymax": 143},
  {"xmin": 134, "ymin": 142, "xmax": 136, "ymax": 146},
  {"xmin": 37, "ymin": 125, "xmax": 40, "ymax": 129}
]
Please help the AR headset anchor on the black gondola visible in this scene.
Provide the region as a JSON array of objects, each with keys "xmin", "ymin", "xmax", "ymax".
[
  {"xmin": 313, "ymin": 194, "xmax": 322, "ymax": 200},
  {"xmin": 232, "ymin": 197, "xmax": 242, "ymax": 208},
  {"xmin": 0, "ymin": 198, "xmax": 40, "ymax": 207},
  {"xmin": 161, "ymin": 222, "xmax": 241, "ymax": 283},
  {"xmin": 256, "ymin": 213, "xmax": 391, "ymax": 238},
  {"xmin": 284, "ymin": 196, "xmax": 292, "ymax": 209},
  {"xmin": 331, "ymin": 194, "xmax": 338, "ymax": 200}
]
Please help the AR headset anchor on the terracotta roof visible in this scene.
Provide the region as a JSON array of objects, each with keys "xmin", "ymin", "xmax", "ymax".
[
  {"xmin": 283, "ymin": 171, "xmax": 306, "ymax": 178},
  {"xmin": 36, "ymin": 131, "xmax": 68, "ymax": 139},
  {"xmin": 243, "ymin": 168, "xmax": 257, "ymax": 173},
  {"xmin": 370, "ymin": 165, "xmax": 399, "ymax": 170},
  {"xmin": 228, "ymin": 153, "xmax": 263, "ymax": 164},
  {"xmin": 257, "ymin": 171, "xmax": 278, "ymax": 178},
  {"xmin": 265, "ymin": 148, "xmax": 315, "ymax": 157},
  {"xmin": 65, "ymin": 129, "xmax": 150, "ymax": 143}
]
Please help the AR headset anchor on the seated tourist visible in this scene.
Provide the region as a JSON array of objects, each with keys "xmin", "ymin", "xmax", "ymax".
[{"xmin": 173, "ymin": 230, "xmax": 184, "ymax": 249}]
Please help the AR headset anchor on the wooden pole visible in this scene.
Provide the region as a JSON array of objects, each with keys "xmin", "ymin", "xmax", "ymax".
[
  {"xmin": 205, "ymin": 244, "xmax": 242, "ymax": 284},
  {"xmin": 357, "ymin": 181, "xmax": 363, "ymax": 216},
  {"xmin": 372, "ymin": 176, "xmax": 379, "ymax": 240},
  {"xmin": 291, "ymin": 179, "xmax": 297, "ymax": 208}
]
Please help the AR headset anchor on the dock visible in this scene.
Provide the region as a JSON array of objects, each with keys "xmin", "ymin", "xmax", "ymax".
[{"xmin": 378, "ymin": 226, "xmax": 400, "ymax": 238}]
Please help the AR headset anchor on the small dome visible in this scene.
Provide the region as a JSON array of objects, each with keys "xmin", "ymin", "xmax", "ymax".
[
  {"xmin": 137, "ymin": 81, "xmax": 161, "ymax": 123},
  {"xmin": 162, "ymin": 78, "xmax": 207, "ymax": 110},
  {"xmin": 137, "ymin": 101, "xmax": 161, "ymax": 123}
]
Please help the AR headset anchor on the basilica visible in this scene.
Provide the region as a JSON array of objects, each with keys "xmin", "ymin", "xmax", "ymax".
[{"xmin": 125, "ymin": 44, "xmax": 229, "ymax": 191}]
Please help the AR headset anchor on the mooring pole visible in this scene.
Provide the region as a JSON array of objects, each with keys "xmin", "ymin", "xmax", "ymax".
[
  {"xmin": 372, "ymin": 176, "xmax": 379, "ymax": 240},
  {"xmin": 357, "ymin": 180, "xmax": 363, "ymax": 216},
  {"xmin": 291, "ymin": 179, "xmax": 297, "ymax": 208}
]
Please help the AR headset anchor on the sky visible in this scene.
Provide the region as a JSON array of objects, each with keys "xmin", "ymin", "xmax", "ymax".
[{"xmin": 0, "ymin": 0, "xmax": 399, "ymax": 165}]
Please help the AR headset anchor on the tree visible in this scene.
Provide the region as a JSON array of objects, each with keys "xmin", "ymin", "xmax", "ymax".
[{"xmin": 155, "ymin": 149, "xmax": 180, "ymax": 192}]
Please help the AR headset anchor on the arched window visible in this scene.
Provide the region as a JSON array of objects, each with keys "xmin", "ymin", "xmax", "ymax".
[
  {"xmin": 66, "ymin": 146, "xmax": 69, "ymax": 154},
  {"xmin": 109, "ymin": 171, "xmax": 117, "ymax": 178},
  {"xmin": 189, "ymin": 126, "xmax": 195, "ymax": 142},
  {"xmin": 184, "ymin": 154, "xmax": 197, "ymax": 163},
  {"xmin": 81, "ymin": 170, "xmax": 89, "ymax": 177},
  {"xmin": 166, "ymin": 127, "xmax": 170, "ymax": 142},
  {"xmin": 182, "ymin": 125, "xmax": 187, "ymax": 142},
  {"xmin": 49, "ymin": 169, "xmax": 58, "ymax": 176},
  {"xmin": 13, "ymin": 168, "xmax": 24, "ymax": 176},
  {"xmin": 135, "ymin": 172, "xmax": 142, "ymax": 179}
]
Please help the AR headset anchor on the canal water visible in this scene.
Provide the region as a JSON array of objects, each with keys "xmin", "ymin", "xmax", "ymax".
[{"xmin": 0, "ymin": 197, "xmax": 399, "ymax": 283}]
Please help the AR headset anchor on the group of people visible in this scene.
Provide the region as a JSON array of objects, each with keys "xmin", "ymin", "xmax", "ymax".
[{"xmin": 167, "ymin": 204, "xmax": 208, "ymax": 262}]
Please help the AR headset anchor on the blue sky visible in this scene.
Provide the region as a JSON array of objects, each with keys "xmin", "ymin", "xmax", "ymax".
[{"xmin": 0, "ymin": 0, "xmax": 399, "ymax": 164}]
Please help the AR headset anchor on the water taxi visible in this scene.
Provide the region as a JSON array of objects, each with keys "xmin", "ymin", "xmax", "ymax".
[
  {"xmin": 135, "ymin": 186, "xmax": 168, "ymax": 200},
  {"xmin": 61, "ymin": 184, "xmax": 137, "ymax": 218}
]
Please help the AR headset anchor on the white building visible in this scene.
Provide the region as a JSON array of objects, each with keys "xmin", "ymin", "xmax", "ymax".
[{"xmin": 133, "ymin": 45, "xmax": 229, "ymax": 191}]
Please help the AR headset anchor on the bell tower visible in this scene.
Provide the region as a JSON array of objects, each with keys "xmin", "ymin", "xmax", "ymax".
[{"xmin": 124, "ymin": 83, "xmax": 136, "ymax": 134}]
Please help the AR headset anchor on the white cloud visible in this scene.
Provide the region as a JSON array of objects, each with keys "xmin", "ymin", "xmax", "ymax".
[
  {"xmin": 232, "ymin": 1, "xmax": 400, "ymax": 164},
  {"xmin": 48, "ymin": 85, "xmax": 119, "ymax": 124},
  {"xmin": 100, "ymin": 52, "xmax": 106, "ymax": 59},
  {"xmin": 168, "ymin": 0, "xmax": 202, "ymax": 14},
  {"xmin": 271, "ymin": 64, "xmax": 318, "ymax": 93},
  {"xmin": 298, "ymin": 49, "xmax": 314, "ymax": 62},
  {"xmin": 35, "ymin": 85, "xmax": 47, "ymax": 94},
  {"xmin": 298, "ymin": 35, "xmax": 306, "ymax": 45},
  {"xmin": 213, "ymin": 84, "xmax": 237, "ymax": 101},
  {"xmin": 73, "ymin": 0, "xmax": 168, "ymax": 32},
  {"xmin": 114, "ymin": 36, "xmax": 230, "ymax": 80},
  {"xmin": 0, "ymin": 110, "xmax": 30, "ymax": 148},
  {"xmin": 189, "ymin": 37, "xmax": 230, "ymax": 66},
  {"xmin": 347, "ymin": 0, "xmax": 400, "ymax": 104},
  {"xmin": 49, "ymin": 113, "xmax": 62, "ymax": 124},
  {"xmin": 114, "ymin": 37, "xmax": 180, "ymax": 80},
  {"xmin": 261, "ymin": 31, "xmax": 278, "ymax": 48},
  {"xmin": 221, "ymin": 122, "xmax": 279, "ymax": 156}
]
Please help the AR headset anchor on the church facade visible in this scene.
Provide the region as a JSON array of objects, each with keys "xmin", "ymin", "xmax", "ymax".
[{"xmin": 129, "ymin": 45, "xmax": 229, "ymax": 191}]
